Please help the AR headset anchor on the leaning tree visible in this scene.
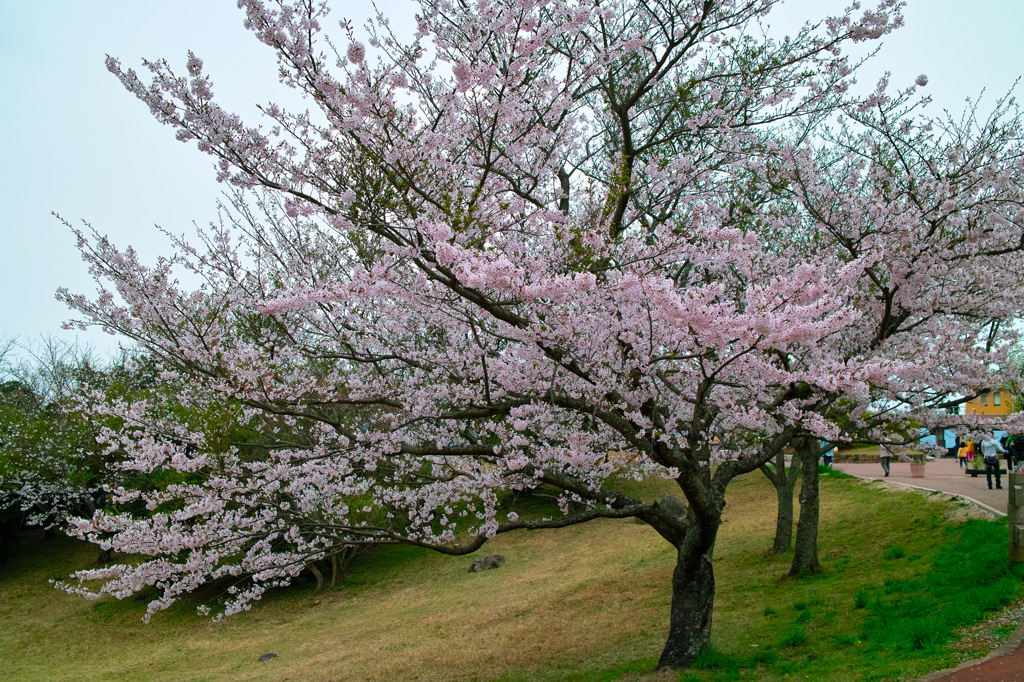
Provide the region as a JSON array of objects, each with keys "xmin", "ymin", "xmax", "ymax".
[{"xmin": 54, "ymin": 0, "xmax": 935, "ymax": 668}]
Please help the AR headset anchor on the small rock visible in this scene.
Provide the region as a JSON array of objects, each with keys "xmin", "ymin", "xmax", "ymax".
[
  {"xmin": 259, "ymin": 653, "xmax": 277, "ymax": 662},
  {"xmin": 468, "ymin": 554, "xmax": 505, "ymax": 572},
  {"xmin": 659, "ymin": 495, "xmax": 687, "ymax": 518}
]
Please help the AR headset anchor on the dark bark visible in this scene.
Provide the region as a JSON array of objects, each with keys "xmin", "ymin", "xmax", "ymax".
[
  {"xmin": 760, "ymin": 450, "xmax": 799, "ymax": 554},
  {"xmin": 330, "ymin": 552, "xmax": 343, "ymax": 588},
  {"xmin": 657, "ymin": 527, "xmax": 718, "ymax": 669},
  {"xmin": 96, "ymin": 547, "xmax": 113, "ymax": 565},
  {"xmin": 307, "ymin": 561, "xmax": 326, "ymax": 592},
  {"xmin": 789, "ymin": 438, "xmax": 823, "ymax": 576},
  {"xmin": 772, "ymin": 472, "xmax": 796, "ymax": 554},
  {"xmin": 651, "ymin": 427, "xmax": 796, "ymax": 669},
  {"xmin": 330, "ymin": 545, "xmax": 360, "ymax": 587}
]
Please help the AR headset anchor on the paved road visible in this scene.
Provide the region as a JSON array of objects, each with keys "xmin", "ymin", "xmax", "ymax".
[{"xmin": 833, "ymin": 456, "xmax": 1010, "ymax": 515}]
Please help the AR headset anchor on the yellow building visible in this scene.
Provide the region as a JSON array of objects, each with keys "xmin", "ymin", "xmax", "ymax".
[{"xmin": 965, "ymin": 390, "xmax": 1013, "ymax": 416}]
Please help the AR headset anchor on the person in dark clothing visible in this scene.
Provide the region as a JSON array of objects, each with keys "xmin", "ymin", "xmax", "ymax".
[
  {"xmin": 1003, "ymin": 435, "xmax": 1015, "ymax": 473},
  {"xmin": 980, "ymin": 434, "xmax": 1007, "ymax": 490},
  {"xmin": 1011, "ymin": 435, "xmax": 1024, "ymax": 472},
  {"xmin": 879, "ymin": 444, "xmax": 892, "ymax": 477}
]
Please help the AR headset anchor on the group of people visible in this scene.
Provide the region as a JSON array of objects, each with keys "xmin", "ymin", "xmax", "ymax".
[
  {"xmin": 955, "ymin": 434, "xmax": 1024, "ymax": 490},
  {"xmin": 872, "ymin": 434, "xmax": 1024, "ymax": 491},
  {"xmin": 826, "ymin": 435, "xmax": 1024, "ymax": 491}
]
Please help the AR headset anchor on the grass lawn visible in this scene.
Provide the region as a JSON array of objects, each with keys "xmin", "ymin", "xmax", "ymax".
[{"xmin": 0, "ymin": 470, "xmax": 1019, "ymax": 681}]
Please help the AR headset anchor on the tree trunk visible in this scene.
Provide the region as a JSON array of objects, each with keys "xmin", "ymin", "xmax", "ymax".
[
  {"xmin": 307, "ymin": 561, "xmax": 326, "ymax": 592},
  {"xmin": 761, "ymin": 450, "xmax": 799, "ymax": 554},
  {"xmin": 657, "ymin": 529, "xmax": 718, "ymax": 669},
  {"xmin": 331, "ymin": 546, "xmax": 355, "ymax": 587},
  {"xmin": 789, "ymin": 439, "xmax": 823, "ymax": 576},
  {"xmin": 330, "ymin": 552, "xmax": 342, "ymax": 588},
  {"xmin": 773, "ymin": 471, "xmax": 796, "ymax": 554}
]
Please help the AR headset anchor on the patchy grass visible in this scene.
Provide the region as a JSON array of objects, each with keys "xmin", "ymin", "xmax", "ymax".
[{"xmin": 0, "ymin": 474, "xmax": 1019, "ymax": 681}]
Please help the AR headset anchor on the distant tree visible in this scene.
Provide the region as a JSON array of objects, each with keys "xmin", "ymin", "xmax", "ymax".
[{"xmin": 0, "ymin": 339, "xmax": 112, "ymax": 563}]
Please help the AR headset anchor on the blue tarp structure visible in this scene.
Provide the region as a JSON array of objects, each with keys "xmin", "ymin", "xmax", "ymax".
[{"xmin": 919, "ymin": 428, "xmax": 1007, "ymax": 449}]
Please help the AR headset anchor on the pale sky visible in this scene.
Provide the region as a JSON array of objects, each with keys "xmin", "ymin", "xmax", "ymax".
[{"xmin": 1, "ymin": 0, "xmax": 1022, "ymax": 358}]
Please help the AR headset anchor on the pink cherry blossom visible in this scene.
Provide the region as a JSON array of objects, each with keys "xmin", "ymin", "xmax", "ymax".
[{"xmin": 54, "ymin": 0, "xmax": 1024, "ymax": 672}]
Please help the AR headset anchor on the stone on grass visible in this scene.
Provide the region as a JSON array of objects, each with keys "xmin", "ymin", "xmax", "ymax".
[
  {"xmin": 659, "ymin": 495, "xmax": 687, "ymax": 518},
  {"xmin": 468, "ymin": 555, "xmax": 505, "ymax": 572}
]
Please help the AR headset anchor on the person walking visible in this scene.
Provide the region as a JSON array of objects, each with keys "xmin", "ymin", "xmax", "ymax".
[
  {"xmin": 957, "ymin": 441, "xmax": 969, "ymax": 468},
  {"xmin": 980, "ymin": 433, "xmax": 1007, "ymax": 490},
  {"xmin": 879, "ymin": 444, "xmax": 892, "ymax": 477}
]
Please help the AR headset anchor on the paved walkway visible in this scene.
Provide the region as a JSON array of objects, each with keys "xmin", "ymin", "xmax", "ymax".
[
  {"xmin": 833, "ymin": 456, "xmax": 1024, "ymax": 679},
  {"xmin": 833, "ymin": 456, "xmax": 1010, "ymax": 515}
]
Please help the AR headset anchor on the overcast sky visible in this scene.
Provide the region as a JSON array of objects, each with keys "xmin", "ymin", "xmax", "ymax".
[{"xmin": 1, "ymin": 0, "xmax": 1022, "ymax": 359}]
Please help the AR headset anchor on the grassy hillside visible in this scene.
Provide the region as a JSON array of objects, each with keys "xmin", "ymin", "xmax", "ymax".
[{"xmin": 0, "ymin": 472, "xmax": 1018, "ymax": 681}]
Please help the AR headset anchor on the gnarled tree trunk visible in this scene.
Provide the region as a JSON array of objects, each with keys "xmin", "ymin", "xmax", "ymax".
[
  {"xmin": 657, "ymin": 518, "xmax": 719, "ymax": 669},
  {"xmin": 307, "ymin": 561, "xmax": 326, "ymax": 592}
]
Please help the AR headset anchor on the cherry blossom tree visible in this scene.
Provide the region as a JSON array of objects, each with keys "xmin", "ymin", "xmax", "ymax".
[
  {"xmin": 54, "ymin": 0, "xmax": 917, "ymax": 668},
  {"xmin": 762, "ymin": 82, "xmax": 1024, "ymax": 573}
]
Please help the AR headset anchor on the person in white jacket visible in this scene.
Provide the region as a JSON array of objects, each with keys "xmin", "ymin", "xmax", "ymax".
[{"xmin": 980, "ymin": 434, "xmax": 1007, "ymax": 490}]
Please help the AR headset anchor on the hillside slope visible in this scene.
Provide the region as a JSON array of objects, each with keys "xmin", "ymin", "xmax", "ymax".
[{"xmin": 0, "ymin": 473, "xmax": 1013, "ymax": 680}]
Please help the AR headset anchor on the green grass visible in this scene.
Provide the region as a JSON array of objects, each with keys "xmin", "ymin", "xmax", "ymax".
[
  {"xmin": 858, "ymin": 520, "xmax": 1023, "ymax": 654},
  {"xmin": 882, "ymin": 544, "xmax": 906, "ymax": 560},
  {"xmin": 994, "ymin": 624, "xmax": 1017, "ymax": 637},
  {"xmin": 0, "ymin": 474, "xmax": 1019, "ymax": 681}
]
